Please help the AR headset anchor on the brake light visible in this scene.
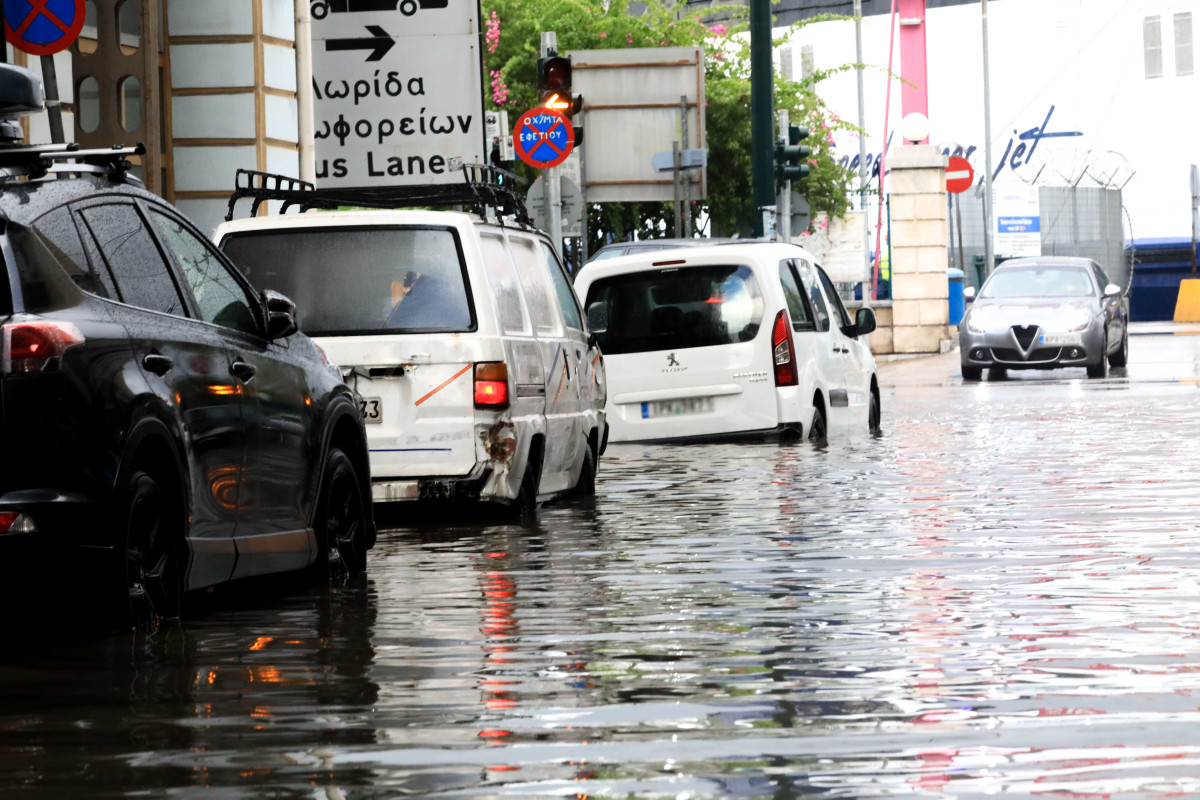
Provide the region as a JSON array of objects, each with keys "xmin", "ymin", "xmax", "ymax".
[
  {"xmin": 0, "ymin": 511, "xmax": 36, "ymax": 534},
  {"xmin": 772, "ymin": 310, "xmax": 798, "ymax": 386},
  {"xmin": 474, "ymin": 362, "xmax": 509, "ymax": 409},
  {"xmin": 2, "ymin": 318, "xmax": 85, "ymax": 375}
]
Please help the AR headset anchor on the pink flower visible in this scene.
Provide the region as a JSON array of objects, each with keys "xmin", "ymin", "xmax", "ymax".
[
  {"xmin": 707, "ymin": 24, "xmax": 728, "ymax": 36},
  {"xmin": 485, "ymin": 11, "xmax": 500, "ymax": 54},
  {"xmin": 599, "ymin": 32, "xmax": 607, "ymax": 38}
]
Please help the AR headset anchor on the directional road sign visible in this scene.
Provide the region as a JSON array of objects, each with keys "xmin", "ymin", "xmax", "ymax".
[
  {"xmin": 946, "ymin": 156, "xmax": 974, "ymax": 194},
  {"xmin": 4, "ymin": 0, "xmax": 85, "ymax": 56},
  {"xmin": 513, "ymin": 108, "xmax": 574, "ymax": 169}
]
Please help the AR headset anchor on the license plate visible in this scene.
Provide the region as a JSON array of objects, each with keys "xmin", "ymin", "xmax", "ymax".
[
  {"xmin": 641, "ymin": 397, "xmax": 714, "ymax": 418},
  {"xmin": 359, "ymin": 396, "xmax": 382, "ymax": 424},
  {"xmin": 1039, "ymin": 333, "xmax": 1082, "ymax": 346}
]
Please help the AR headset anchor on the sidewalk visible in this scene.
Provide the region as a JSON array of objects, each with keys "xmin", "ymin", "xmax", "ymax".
[{"xmin": 1128, "ymin": 321, "xmax": 1200, "ymax": 336}]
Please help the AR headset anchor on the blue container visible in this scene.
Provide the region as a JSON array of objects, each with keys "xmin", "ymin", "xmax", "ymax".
[
  {"xmin": 1127, "ymin": 238, "xmax": 1198, "ymax": 322},
  {"xmin": 947, "ymin": 267, "xmax": 965, "ymax": 325}
]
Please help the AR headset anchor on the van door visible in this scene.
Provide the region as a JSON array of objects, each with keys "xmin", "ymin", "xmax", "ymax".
[
  {"xmin": 541, "ymin": 240, "xmax": 595, "ymax": 468},
  {"xmin": 792, "ymin": 259, "xmax": 854, "ymax": 405},
  {"xmin": 506, "ymin": 233, "xmax": 576, "ymax": 492}
]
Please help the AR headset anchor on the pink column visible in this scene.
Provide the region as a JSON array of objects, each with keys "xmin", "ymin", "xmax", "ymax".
[{"xmin": 898, "ymin": 0, "xmax": 929, "ymax": 142}]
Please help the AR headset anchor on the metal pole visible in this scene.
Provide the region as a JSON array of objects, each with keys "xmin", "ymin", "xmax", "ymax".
[
  {"xmin": 750, "ymin": 0, "xmax": 774, "ymax": 237},
  {"xmin": 39, "ymin": 55, "xmax": 63, "ymax": 143},
  {"xmin": 541, "ymin": 32, "xmax": 563, "ymax": 256},
  {"xmin": 580, "ymin": 108, "xmax": 589, "ymax": 263},
  {"xmin": 981, "ymin": 0, "xmax": 996, "ymax": 277},
  {"xmin": 855, "ymin": 0, "xmax": 871, "ymax": 307},
  {"xmin": 955, "ymin": 192, "xmax": 966, "ymax": 280},
  {"xmin": 680, "ymin": 95, "xmax": 691, "ymax": 238},
  {"xmin": 295, "ymin": 0, "xmax": 315, "ymax": 183},
  {"xmin": 672, "ymin": 140, "xmax": 681, "ymax": 238},
  {"xmin": 777, "ymin": 108, "xmax": 790, "ymax": 242},
  {"xmin": 0, "ymin": 0, "xmax": 6, "ymax": 66}
]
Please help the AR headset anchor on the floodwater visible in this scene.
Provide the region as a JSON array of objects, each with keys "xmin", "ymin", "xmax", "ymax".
[{"xmin": 6, "ymin": 334, "xmax": 1200, "ymax": 799}]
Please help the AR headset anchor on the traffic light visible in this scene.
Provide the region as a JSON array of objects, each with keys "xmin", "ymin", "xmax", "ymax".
[
  {"xmin": 537, "ymin": 54, "xmax": 582, "ymax": 117},
  {"xmin": 775, "ymin": 124, "xmax": 811, "ymax": 187}
]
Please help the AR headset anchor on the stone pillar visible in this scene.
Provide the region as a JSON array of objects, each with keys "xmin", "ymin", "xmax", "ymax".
[{"xmin": 887, "ymin": 144, "xmax": 949, "ymax": 354}]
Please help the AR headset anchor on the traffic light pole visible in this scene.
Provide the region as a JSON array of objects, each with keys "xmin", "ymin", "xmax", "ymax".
[
  {"xmin": 777, "ymin": 110, "xmax": 790, "ymax": 242},
  {"xmin": 750, "ymin": 0, "xmax": 774, "ymax": 238},
  {"xmin": 541, "ymin": 31, "xmax": 564, "ymax": 257}
]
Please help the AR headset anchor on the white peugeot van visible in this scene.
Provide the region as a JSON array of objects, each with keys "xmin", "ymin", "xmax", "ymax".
[
  {"xmin": 573, "ymin": 241, "xmax": 878, "ymax": 443},
  {"xmin": 215, "ymin": 170, "xmax": 607, "ymax": 515}
]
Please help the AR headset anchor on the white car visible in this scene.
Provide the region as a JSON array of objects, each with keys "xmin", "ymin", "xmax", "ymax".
[
  {"xmin": 216, "ymin": 200, "xmax": 606, "ymax": 516},
  {"xmin": 573, "ymin": 242, "xmax": 878, "ymax": 443}
]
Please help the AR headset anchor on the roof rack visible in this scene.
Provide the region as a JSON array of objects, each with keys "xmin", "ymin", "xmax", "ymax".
[
  {"xmin": 225, "ymin": 163, "xmax": 532, "ymax": 225},
  {"xmin": 0, "ymin": 143, "xmax": 145, "ymax": 183}
]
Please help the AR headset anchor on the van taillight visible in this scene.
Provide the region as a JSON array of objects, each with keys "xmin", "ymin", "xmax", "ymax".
[
  {"xmin": 2, "ymin": 318, "xmax": 85, "ymax": 375},
  {"xmin": 772, "ymin": 310, "xmax": 797, "ymax": 387},
  {"xmin": 474, "ymin": 362, "xmax": 509, "ymax": 409}
]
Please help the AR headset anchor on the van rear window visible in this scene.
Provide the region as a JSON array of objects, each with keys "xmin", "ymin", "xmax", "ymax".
[
  {"xmin": 220, "ymin": 225, "xmax": 474, "ymax": 335},
  {"xmin": 585, "ymin": 264, "xmax": 764, "ymax": 355}
]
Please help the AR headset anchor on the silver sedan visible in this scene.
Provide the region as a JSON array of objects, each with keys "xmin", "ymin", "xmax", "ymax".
[{"xmin": 959, "ymin": 257, "xmax": 1129, "ymax": 381}]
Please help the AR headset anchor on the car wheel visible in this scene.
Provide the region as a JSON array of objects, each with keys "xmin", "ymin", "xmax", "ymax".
[
  {"xmin": 868, "ymin": 388, "xmax": 881, "ymax": 432},
  {"xmin": 808, "ymin": 402, "xmax": 827, "ymax": 442},
  {"xmin": 512, "ymin": 464, "xmax": 538, "ymax": 520},
  {"xmin": 315, "ymin": 447, "xmax": 368, "ymax": 579},
  {"xmin": 119, "ymin": 470, "xmax": 182, "ymax": 627},
  {"xmin": 574, "ymin": 443, "xmax": 597, "ymax": 497},
  {"xmin": 961, "ymin": 365, "xmax": 982, "ymax": 382},
  {"xmin": 1087, "ymin": 336, "xmax": 1109, "ymax": 379},
  {"xmin": 1109, "ymin": 329, "xmax": 1129, "ymax": 368}
]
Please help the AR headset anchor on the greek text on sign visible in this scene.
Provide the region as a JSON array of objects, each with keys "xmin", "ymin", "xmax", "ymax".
[
  {"xmin": 513, "ymin": 108, "xmax": 574, "ymax": 169},
  {"xmin": 310, "ymin": 0, "xmax": 485, "ymax": 188}
]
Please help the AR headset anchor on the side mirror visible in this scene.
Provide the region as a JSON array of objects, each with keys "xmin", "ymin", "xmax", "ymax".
[
  {"xmin": 586, "ymin": 301, "xmax": 609, "ymax": 336},
  {"xmin": 262, "ymin": 289, "xmax": 299, "ymax": 340},
  {"xmin": 963, "ymin": 286, "xmax": 977, "ymax": 302},
  {"xmin": 1103, "ymin": 283, "xmax": 1122, "ymax": 298},
  {"xmin": 854, "ymin": 306, "xmax": 877, "ymax": 337}
]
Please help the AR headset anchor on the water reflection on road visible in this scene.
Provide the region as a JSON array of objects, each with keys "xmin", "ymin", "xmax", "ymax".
[{"xmin": 6, "ymin": 355, "xmax": 1200, "ymax": 798}]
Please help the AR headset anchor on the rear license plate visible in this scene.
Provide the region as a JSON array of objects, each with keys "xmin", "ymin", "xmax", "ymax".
[
  {"xmin": 359, "ymin": 396, "xmax": 382, "ymax": 424},
  {"xmin": 641, "ymin": 397, "xmax": 714, "ymax": 418}
]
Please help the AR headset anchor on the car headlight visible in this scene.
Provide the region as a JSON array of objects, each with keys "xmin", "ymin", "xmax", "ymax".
[
  {"xmin": 965, "ymin": 308, "xmax": 995, "ymax": 334},
  {"xmin": 1061, "ymin": 308, "xmax": 1092, "ymax": 332}
]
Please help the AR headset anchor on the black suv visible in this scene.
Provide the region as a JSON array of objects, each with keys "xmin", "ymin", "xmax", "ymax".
[{"xmin": 0, "ymin": 65, "xmax": 373, "ymax": 626}]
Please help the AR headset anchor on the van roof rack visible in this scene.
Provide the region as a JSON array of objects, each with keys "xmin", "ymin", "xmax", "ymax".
[
  {"xmin": 0, "ymin": 143, "xmax": 145, "ymax": 183},
  {"xmin": 225, "ymin": 163, "xmax": 532, "ymax": 225}
]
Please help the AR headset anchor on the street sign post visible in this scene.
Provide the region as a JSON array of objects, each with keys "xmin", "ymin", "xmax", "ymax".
[
  {"xmin": 528, "ymin": 176, "xmax": 581, "ymax": 236},
  {"xmin": 946, "ymin": 156, "xmax": 974, "ymax": 194},
  {"xmin": 309, "ymin": 0, "xmax": 485, "ymax": 188},
  {"xmin": 3, "ymin": 0, "xmax": 84, "ymax": 56},
  {"xmin": 512, "ymin": 107, "xmax": 574, "ymax": 169},
  {"xmin": 652, "ymin": 149, "xmax": 706, "ymax": 172}
]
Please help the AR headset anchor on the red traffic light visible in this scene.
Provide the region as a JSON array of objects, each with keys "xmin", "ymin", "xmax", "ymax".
[{"xmin": 538, "ymin": 56, "xmax": 572, "ymax": 92}]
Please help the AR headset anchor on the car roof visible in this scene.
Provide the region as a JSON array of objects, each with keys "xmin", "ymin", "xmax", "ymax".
[
  {"xmin": 214, "ymin": 206, "xmax": 550, "ymax": 240},
  {"xmin": 587, "ymin": 237, "xmax": 759, "ymax": 260},
  {"xmin": 993, "ymin": 256, "xmax": 1096, "ymax": 270},
  {"xmin": 0, "ymin": 173, "xmax": 155, "ymax": 224},
  {"xmin": 576, "ymin": 240, "xmax": 819, "ymax": 283}
]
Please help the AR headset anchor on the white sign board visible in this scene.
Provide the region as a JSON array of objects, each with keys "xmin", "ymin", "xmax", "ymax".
[
  {"xmin": 994, "ymin": 184, "xmax": 1041, "ymax": 257},
  {"xmin": 567, "ymin": 47, "xmax": 706, "ymax": 203},
  {"xmin": 528, "ymin": 177, "xmax": 582, "ymax": 237},
  {"xmin": 310, "ymin": 0, "xmax": 486, "ymax": 189}
]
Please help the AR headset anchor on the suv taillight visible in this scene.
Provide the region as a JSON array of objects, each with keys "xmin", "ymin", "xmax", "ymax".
[
  {"xmin": 474, "ymin": 362, "xmax": 509, "ymax": 409},
  {"xmin": 2, "ymin": 318, "xmax": 85, "ymax": 375},
  {"xmin": 772, "ymin": 310, "xmax": 798, "ymax": 387}
]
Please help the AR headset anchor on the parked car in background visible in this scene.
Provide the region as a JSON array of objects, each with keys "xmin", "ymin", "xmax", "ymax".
[
  {"xmin": 574, "ymin": 242, "xmax": 880, "ymax": 444},
  {"xmin": 586, "ymin": 237, "xmax": 749, "ymax": 264},
  {"xmin": 0, "ymin": 65, "xmax": 374, "ymax": 627},
  {"xmin": 216, "ymin": 171, "xmax": 607, "ymax": 517},
  {"xmin": 959, "ymin": 256, "xmax": 1129, "ymax": 381}
]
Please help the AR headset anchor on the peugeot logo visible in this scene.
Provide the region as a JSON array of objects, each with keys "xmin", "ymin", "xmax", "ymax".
[{"xmin": 667, "ymin": 353, "xmax": 680, "ymax": 367}]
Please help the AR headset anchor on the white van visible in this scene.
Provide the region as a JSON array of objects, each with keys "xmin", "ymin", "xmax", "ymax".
[
  {"xmin": 573, "ymin": 242, "xmax": 878, "ymax": 443},
  {"xmin": 215, "ymin": 191, "xmax": 606, "ymax": 516}
]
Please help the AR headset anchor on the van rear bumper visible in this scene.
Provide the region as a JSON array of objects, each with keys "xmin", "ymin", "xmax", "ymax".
[
  {"xmin": 618, "ymin": 422, "xmax": 804, "ymax": 445},
  {"xmin": 371, "ymin": 467, "xmax": 494, "ymax": 504}
]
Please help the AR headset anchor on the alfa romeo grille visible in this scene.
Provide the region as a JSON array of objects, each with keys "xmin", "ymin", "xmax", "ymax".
[{"xmin": 1011, "ymin": 325, "xmax": 1039, "ymax": 350}]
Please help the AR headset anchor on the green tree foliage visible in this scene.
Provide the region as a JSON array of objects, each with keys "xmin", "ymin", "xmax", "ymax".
[{"xmin": 481, "ymin": 0, "xmax": 854, "ymax": 245}]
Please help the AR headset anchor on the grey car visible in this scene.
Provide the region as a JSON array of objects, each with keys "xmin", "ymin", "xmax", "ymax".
[{"xmin": 959, "ymin": 256, "xmax": 1129, "ymax": 381}]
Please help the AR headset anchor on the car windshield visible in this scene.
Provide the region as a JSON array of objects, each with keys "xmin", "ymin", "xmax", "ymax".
[
  {"xmin": 220, "ymin": 225, "xmax": 474, "ymax": 335},
  {"xmin": 585, "ymin": 264, "xmax": 764, "ymax": 355},
  {"xmin": 980, "ymin": 266, "xmax": 1095, "ymax": 299}
]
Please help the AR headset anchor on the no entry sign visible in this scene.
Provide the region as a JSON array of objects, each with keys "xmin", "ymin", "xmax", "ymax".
[
  {"xmin": 513, "ymin": 107, "xmax": 574, "ymax": 169},
  {"xmin": 946, "ymin": 156, "xmax": 975, "ymax": 194},
  {"xmin": 4, "ymin": 0, "xmax": 85, "ymax": 56}
]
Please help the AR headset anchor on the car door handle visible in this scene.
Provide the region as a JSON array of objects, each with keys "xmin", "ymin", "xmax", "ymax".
[
  {"xmin": 142, "ymin": 353, "xmax": 173, "ymax": 376},
  {"xmin": 230, "ymin": 360, "xmax": 256, "ymax": 382}
]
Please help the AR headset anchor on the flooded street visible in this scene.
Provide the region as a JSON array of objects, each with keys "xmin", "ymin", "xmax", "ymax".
[{"xmin": 6, "ymin": 328, "xmax": 1200, "ymax": 798}]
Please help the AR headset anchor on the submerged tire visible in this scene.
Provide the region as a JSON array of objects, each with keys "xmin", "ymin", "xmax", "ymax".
[
  {"xmin": 961, "ymin": 365, "xmax": 983, "ymax": 382},
  {"xmin": 868, "ymin": 388, "xmax": 881, "ymax": 432},
  {"xmin": 1109, "ymin": 330, "xmax": 1129, "ymax": 367},
  {"xmin": 1087, "ymin": 337, "xmax": 1109, "ymax": 379},
  {"xmin": 315, "ymin": 447, "xmax": 368, "ymax": 580},
  {"xmin": 118, "ymin": 470, "xmax": 182, "ymax": 628},
  {"xmin": 808, "ymin": 402, "xmax": 827, "ymax": 442},
  {"xmin": 574, "ymin": 444, "xmax": 597, "ymax": 497}
]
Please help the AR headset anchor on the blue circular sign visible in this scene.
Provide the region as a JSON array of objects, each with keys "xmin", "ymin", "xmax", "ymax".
[
  {"xmin": 513, "ymin": 107, "xmax": 574, "ymax": 169},
  {"xmin": 5, "ymin": 0, "xmax": 86, "ymax": 57}
]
